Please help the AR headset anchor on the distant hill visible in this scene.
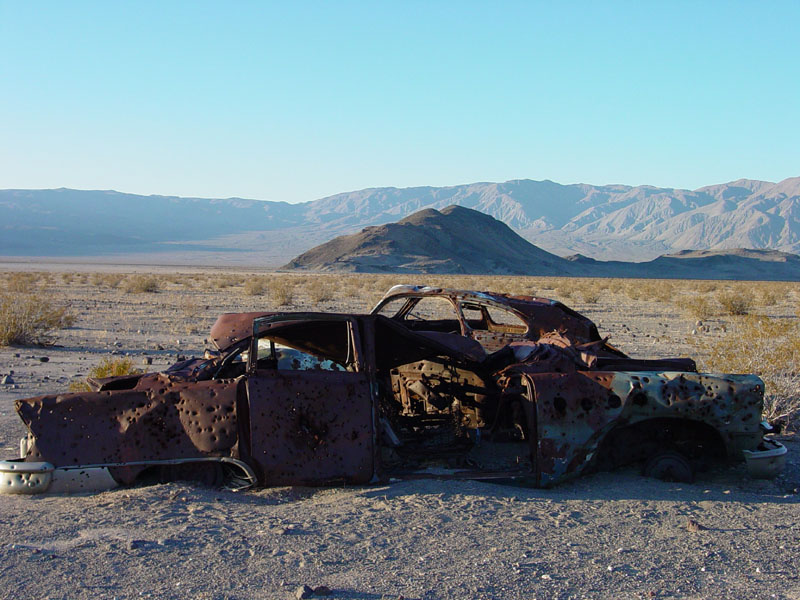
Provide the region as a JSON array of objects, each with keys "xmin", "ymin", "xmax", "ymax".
[
  {"xmin": 283, "ymin": 205, "xmax": 581, "ymax": 275},
  {"xmin": 567, "ymin": 248, "xmax": 800, "ymax": 281},
  {"xmin": 286, "ymin": 206, "xmax": 800, "ymax": 280},
  {"xmin": 1, "ymin": 176, "xmax": 799, "ymax": 265}
]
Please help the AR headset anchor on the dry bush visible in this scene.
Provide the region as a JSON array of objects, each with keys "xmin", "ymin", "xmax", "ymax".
[
  {"xmin": 756, "ymin": 288, "xmax": 779, "ymax": 307},
  {"xmin": 69, "ymin": 356, "xmax": 141, "ymax": 392},
  {"xmin": 697, "ymin": 316, "xmax": 800, "ymax": 429},
  {"xmin": 270, "ymin": 277, "xmax": 295, "ymax": 306},
  {"xmin": 641, "ymin": 280, "xmax": 673, "ymax": 303},
  {"xmin": 693, "ymin": 281, "xmax": 719, "ymax": 294},
  {"xmin": 716, "ymin": 290, "xmax": 753, "ymax": 316},
  {"xmin": 91, "ymin": 273, "xmax": 124, "ymax": 289},
  {"xmin": 580, "ymin": 288, "xmax": 600, "ymax": 304},
  {"xmin": 677, "ymin": 296, "xmax": 717, "ymax": 320},
  {"xmin": 122, "ymin": 275, "xmax": 160, "ymax": 294},
  {"xmin": 243, "ymin": 277, "xmax": 268, "ymax": 296},
  {"xmin": 213, "ymin": 275, "xmax": 242, "ymax": 289},
  {"xmin": 307, "ymin": 278, "xmax": 334, "ymax": 303},
  {"xmin": 5, "ymin": 272, "xmax": 38, "ymax": 293},
  {"xmin": 0, "ymin": 293, "xmax": 76, "ymax": 346}
]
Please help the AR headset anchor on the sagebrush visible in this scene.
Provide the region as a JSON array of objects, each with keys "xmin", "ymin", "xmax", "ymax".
[
  {"xmin": 0, "ymin": 293, "xmax": 75, "ymax": 346},
  {"xmin": 696, "ymin": 316, "xmax": 800, "ymax": 429},
  {"xmin": 69, "ymin": 356, "xmax": 142, "ymax": 392}
]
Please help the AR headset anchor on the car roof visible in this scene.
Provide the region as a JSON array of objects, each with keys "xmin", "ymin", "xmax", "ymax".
[{"xmin": 372, "ymin": 284, "xmax": 563, "ymax": 313}]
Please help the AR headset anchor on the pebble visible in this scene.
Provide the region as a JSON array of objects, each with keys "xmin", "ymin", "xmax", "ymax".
[
  {"xmin": 39, "ymin": 356, "xmax": 49, "ymax": 363},
  {"xmin": 687, "ymin": 519, "xmax": 707, "ymax": 532},
  {"xmin": 143, "ymin": 357, "xmax": 153, "ymax": 365},
  {"xmin": 1, "ymin": 375, "xmax": 13, "ymax": 385},
  {"xmin": 295, "ymin": 585, "xmax": 313, "ymax": 599}
]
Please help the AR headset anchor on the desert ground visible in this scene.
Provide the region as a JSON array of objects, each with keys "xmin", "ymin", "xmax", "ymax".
[{"xmin": 1, "ymin": 266, "xmax": 798, "ymax": 600}]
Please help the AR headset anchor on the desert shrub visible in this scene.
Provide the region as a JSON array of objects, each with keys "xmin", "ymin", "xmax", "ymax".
[
  {"xmin": 693, "ymin": 281, "xmax": 719, "ymax": 294},
  {"xmin": 677, "ymin": 296, "xmax": 716, "ymax": 320},
  {"xmin": 122, "ymin": 275, "xmax": 160, "ymax": 294},
  {"xmin": 91, "ymin": 273, "xmax": 125, "ymax": 289},
  {"xmin": 69, "ymin": 356, "xmax": 142, "ymax": 392},
  {"xmin": 716, "ymin": 290, "xmax": 753, "ymax": 316},
  {"xmin": 214, "ymin": 275, "xmax": 242, "ymax": 289},
  {"xmin": 243, "ymin": 277, "xmax": 268, "ymax": 296},
  {"xmin": 581, "ymin": 289, "xmax": 600, "ymax": 304},
  {"xmin": 271, "ymin": 278, "xmax": 295, "ymax": 306},
  {"xmin": 0, "ymin": 293, "xmax": 76, "ymax": 346},
  {"xmin": 697, "ymin": 316, "xmax": 800, "ymax": 429},
  {"xmin": 5, "ymin": 272, "xmax": 39, "ymax": 293},
  {"xmin": 307, "ymin": 279, "xmax": 334, "ymax": 303},
  {"xmin": 756, "ymin": 288, "xmax": 779, "ymax": 307}
]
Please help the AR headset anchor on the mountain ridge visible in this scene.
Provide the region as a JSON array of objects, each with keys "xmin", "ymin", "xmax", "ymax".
[
  {"xmin": 1, "ymin": 176, "xmax": 799, "ymax": 264},
  {"xmin": 285, "ymin": 205, "xmax": 800, "ymax": 280}
]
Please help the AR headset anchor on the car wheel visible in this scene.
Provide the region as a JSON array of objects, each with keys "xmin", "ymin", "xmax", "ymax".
[{"xmin": 643, "ymin": 450, "xmax": 694, "ymax": 483}]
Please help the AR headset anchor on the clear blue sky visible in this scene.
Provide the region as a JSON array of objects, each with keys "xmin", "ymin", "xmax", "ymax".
[{"xmin": 1, "ymin": 1, "xmax": 798, "ymax": 202}]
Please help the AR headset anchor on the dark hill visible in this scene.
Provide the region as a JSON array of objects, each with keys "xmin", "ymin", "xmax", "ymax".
[
  {"xmin": 566, "ymin": 248, "xmax": 800, "ymax": 280},
  {"xmin": 283, "ymin": 205, "xmax": 581, "ymax": 275},
  {"xmin": 285, "ymin": 206, "xmax": 800, "ymax": 279}
]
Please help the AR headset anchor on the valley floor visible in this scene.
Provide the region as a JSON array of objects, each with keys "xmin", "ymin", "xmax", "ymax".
[{"xmin": 1, "ymin": 268, "xmax": 798, "ymax": 599}]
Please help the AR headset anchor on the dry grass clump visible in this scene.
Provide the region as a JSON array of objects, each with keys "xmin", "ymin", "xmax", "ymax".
[
  {"xmin": 0, "ymin": 292, "xmax": 76, "ymax": 346},
  {"xmin": 306, "ymin": 278, "xmax": 334, "ymax": 303},
  {"xmin": 90, "ymin": 273, "xmax": 125, "ymax": 289},
  {"xmin": 270, "ymin": 277, "xmax": 295, "ymax": 306},
  {"xmin": 580, "ymin": 289, "xmax": 600, "ymax": 304},
  {"xmin": 69, "ymin": 356, "xmax": 142, "ymax": 392},
  {"xmin": 715, "ymin": 290, "xmax": 753, "ymax": 316},
  {"xmin": 697, "ymin": 316, "xmax": 800, "ymax": 429},
  {"xmin": 756, "ymin": 288, "xmax": 779, "ymax": 307},
  {"xmin": 213, "ymin": 275, "xmax": 242, "ymax": 289},
  {"xmin": 243, "ymin": 277, "xmax": 268, "ymax": 296},
  {"xmin": 5, "ymin": 272, "xmax": 39, "ymax": 293},
  {"xmin": 122, "ymin": 275, "xmax": 160, "ymax": 294},
  {"xmin": 678, "ymin": 296, "xmax": 717, "ymax": 320}
]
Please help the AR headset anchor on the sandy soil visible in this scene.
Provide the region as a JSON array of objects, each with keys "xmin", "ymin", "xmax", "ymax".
[{"xmin": 1, "ymin": 269, "xmax": 798, "ymax": 600}]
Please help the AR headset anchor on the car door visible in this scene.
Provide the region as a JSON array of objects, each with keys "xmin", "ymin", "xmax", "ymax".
[{"xmin": 244, "ymin": 314, "xmax": 375, "ymax": 486}]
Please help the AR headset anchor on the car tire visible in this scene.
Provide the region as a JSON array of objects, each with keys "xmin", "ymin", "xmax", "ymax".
[{"xmin": 643, "ymin": 450, "xmax": 694, "ymax": 483}]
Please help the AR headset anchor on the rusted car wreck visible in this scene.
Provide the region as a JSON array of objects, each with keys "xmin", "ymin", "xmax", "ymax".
[{"xmin": 1, "ymin": 286, "xmax": 786, "ymax": 494}]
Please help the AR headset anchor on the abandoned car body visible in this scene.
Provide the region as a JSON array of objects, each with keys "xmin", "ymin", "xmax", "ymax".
[{"xmin": 1, "ymin": 294, "xmax": 787, "ymax": 494}]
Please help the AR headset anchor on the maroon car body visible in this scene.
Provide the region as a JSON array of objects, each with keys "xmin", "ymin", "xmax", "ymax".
[{"xmin": 0, "ymin": 290, "xmax": 785, "ymax": 495}]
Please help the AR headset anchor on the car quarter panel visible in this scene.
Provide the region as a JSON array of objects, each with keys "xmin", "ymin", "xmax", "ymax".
[
  {"xmin": 17, "ymin": 374, "xmax": 242, "ymax": 474},
  {"xmin": 524, "ymin": 370, "xmax": 765, "ymax": 486}
]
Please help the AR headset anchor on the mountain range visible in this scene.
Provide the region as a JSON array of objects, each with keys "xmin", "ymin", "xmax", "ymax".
[
  {"xmin": 1, "ymin": 176, "xmax": 799, "ymax": 265},
  {"xmin": 285, "ymin": 205, "xmax": 800, "ymax": 280}
]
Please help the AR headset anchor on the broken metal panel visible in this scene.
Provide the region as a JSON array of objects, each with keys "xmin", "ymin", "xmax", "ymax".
[
  {"xmin": 210, "ymin": 311, "xmax": 273, "ymax": 351},
  {"xmin": 246, "ymin": 369, "xmax": 374, "ymax": 485},
  {"xmin": 17, "ymin": 374, "xmax": 241, "ymax": 470},
  {"xmin": 524, "ymin": 369, "xmax": 765, "ymax": 486}
]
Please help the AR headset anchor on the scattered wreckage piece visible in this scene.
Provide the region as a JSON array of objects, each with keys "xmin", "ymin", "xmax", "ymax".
[{"xmin": 1, "ymin": 289, "xmax": 787, "ymax": 495}]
